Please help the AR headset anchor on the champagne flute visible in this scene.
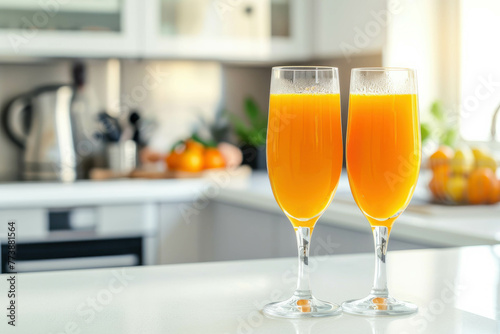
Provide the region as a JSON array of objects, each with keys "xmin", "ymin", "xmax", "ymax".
[
  {"xmin": 263, "ymin": 66, "xmax": 343, "ymax": 318},
  {"xmin": 343, "ymin": 67, "xmax": 420, "ymax": 315}
]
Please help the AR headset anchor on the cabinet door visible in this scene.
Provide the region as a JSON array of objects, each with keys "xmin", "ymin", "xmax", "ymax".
[
  {"xmin": 143, "ymin": 0, "xmax": 311, "ymax": 62},
  {"xmin": 312, "ymin": 0, "xmax": 387, "ymax": 59},
  {"xmin": 208, "ymin": 202, "xmax": 282, "ymax": 261},
  {"xmin": 0, "ymin": 0, "xmax": 141, "ymax": 57},
  {"xmin": 159, "ymin": 202, "xmax": 205, "ymax": 264},
  {"xmin": 269, "ymin": 0, "xmax": 311, "ymax": 61}
]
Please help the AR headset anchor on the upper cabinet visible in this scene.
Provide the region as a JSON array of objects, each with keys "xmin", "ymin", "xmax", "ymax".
[
  {"xmin": 142, "ymin": 0, "xmax": 311, "ymax": 62},
  {"xmin": 0, "ymin": 0, "xmax": 141, "ymax": 58},
  {"xmin": 0, "ymin": 0, "xmax": 384, "ymax": 62},
  {"xmin": 312, "ymin": 0, "xmax": 387, "ymax": 59}
]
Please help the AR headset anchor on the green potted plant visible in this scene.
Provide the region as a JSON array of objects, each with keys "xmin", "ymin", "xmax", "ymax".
[
  {"xmin": 421, "ymin": 101, "xmax": 458, "ymax": 147},
  {"xmin": 229, "ymin": 97, "xmax": 267, "ymax": 170}
]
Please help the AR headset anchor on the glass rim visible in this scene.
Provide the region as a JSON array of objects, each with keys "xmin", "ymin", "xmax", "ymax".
[
  {"xmin": 272, "ymin": 66, "xmax": 338, "ymax": 72},
  {"xmin": 352, "ymin": 67, "xmax": 415, "ymax": 72}
]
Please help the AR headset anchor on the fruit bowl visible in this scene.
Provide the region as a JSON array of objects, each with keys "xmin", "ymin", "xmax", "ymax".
[{"xmin": 427, "ymin": 146, "xmax": 500, "ymax": 205}]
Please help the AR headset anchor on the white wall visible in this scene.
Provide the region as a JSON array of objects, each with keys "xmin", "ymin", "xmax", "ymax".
[{"xmin": 119, "ymin": 60, "xmax": 223, "ymax": 153}]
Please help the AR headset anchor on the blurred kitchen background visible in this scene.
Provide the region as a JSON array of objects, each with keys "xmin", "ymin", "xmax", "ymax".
[{"xmin": 0, "ymin": 0, "xmax": 499, "ymax": 273}]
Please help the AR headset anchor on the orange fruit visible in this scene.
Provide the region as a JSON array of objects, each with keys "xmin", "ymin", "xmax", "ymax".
[
  {"xmin": 446, "ymin": 175, "xmax": 467, "ymax": 203},
  {"xmin": 498, "ymin": 179, "xmax": 500, "ymax": 202},
  {"xmin": 203, "ymin": 148, "xmax": 226, "ymax": 169},
  {"xmin": 178, "ymin": 150, "xmax": 204, "ymax": 172},
  {"xmin": 185, "ymin": 139, "xmax": 205, "ymax": 154},
  {"xmin": 165, "ymin": 151, "xmax": 182, "ymax": 170},
  {"xmin": 467, "ymin": 168, "xmax": 496, "ymax": 205},
  {"xmin": 489, "ymin": 178, "xmax": 500, "ymax": 204},
  {"xmin": 429, "ymin": 146, "xmax": 453, "ymax": 171},
  {"xmin": 429, "ymin": 165, "xmax": 449, "ymax": 201}
]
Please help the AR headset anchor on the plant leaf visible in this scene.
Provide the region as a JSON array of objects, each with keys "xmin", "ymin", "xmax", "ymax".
[
  {"xmin": 421, "ymin": 123, "xmax": 431, "ymax": 142},
  {"xmin": 244, "ymin": 98, "xmax": 259, "ymax": 125},
  {"xmin": 245, "ymin": 97, "xmax": 267, "ymax": 131},
  {"xmin": 247, "ymin": 129, "xmax": 266, "ymax": 147},
  {"xmin": 227, "ymin": 97, "xmax": 268, "ymax": 146},
  {"xmin": 430, "ymin": 101, "xmax": 445, "ymax": 122},
  {"xmin": 230, "ymin": 115, "xmax": 251, "ymax": 143},
  {"xmin": 170, "ymin": 139, "xmax": 185, "ymax": 152},
  {"xmin": 442, "ymin": 128, "xmax": 457, "ymax": 147}
]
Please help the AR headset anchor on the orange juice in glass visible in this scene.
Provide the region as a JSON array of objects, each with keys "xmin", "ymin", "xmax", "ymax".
[
  {"xmin": 263, "ymin": 67, "xmax": 343, "ymax": 318},
  {"xmin": 347, "ymin": 93, "xmax": 420, "ymax": 231},
  {"xmin": 343, "ymin": 68, "xmax": 420, "ymax": 316},
  {"xmin": 268, "ymin": 93, "xmax": 343, "ymax": 230}
]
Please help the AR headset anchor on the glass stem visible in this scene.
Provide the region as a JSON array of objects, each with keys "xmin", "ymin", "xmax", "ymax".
[
  {"xmin": 294, "ymin": 226, "xmax": 312, "ymax": 298},
  {"xmin": 370, "ymin": 226, "xmax": 390, "ymax": 297}
]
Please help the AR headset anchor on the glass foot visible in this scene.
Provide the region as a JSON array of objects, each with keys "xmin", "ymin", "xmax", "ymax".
[
  {"xmin": 263, "ymin": 294, "xmax": 342, "ymax": 318},
  {"xmin": 342, "ymin": 295, "xmax": 417, "ymax": 316}
]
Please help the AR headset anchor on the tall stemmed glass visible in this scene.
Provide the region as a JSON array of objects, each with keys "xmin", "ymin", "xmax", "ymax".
[
  {"xmin": 264, "ymin": 67, "xmax": 343, "ymax": 318},
  {"xmin": 343, "ymin": 67, "xmax": 420, "ymax": 315}
]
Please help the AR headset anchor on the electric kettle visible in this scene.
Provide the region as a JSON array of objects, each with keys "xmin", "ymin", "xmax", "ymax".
[{"xmin": 1, "ymin": 84, "xmax": 77, "ymax": 182}]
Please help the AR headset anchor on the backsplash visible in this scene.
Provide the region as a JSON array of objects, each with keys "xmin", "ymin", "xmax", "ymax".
[
  {"xmin": 0, "ymin": 59, "xmax": 225, "ymax": 181},
  {"xmin": 119, "ymin": 60, "xmax": 223, "ymax": 153}
]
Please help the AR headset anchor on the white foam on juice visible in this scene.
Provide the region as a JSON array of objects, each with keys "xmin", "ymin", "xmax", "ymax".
[
  {"xmin": 350, "ymin": 68, "xmax": 417, "ymax": 95},
  {"xmin": 271, "ymin": 67, "xmax": 340, "ymax": 95}
]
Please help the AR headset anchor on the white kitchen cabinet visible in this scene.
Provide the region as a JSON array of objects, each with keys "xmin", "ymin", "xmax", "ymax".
[
  {"xmin": 158, "ymin": 201, "xmax": 292, "ymax": 264},
  {"xmin": 0, "ymin": 0, "xmax": 387, "ymax": 61},
  {"xmin": 159, "ymin": 202, "xmax": 207, "ymax": 264},
  {"xmin": 207, "ymin": 202, "xmax": 285, "ymax": 261},
  {"xmin": 0, "ymin": 0, "xmax": 141, "ymax": 58},
  {"xmin": 312, "ymin": 0, "xmax": 388, "ymax": 59},
  {"xmin": 192, "ymin": 201, "xmax": 433, "ymax": 263},
  {"xmin": 142, "ymin": 0, "xmax": 311, "ymax": 61}
]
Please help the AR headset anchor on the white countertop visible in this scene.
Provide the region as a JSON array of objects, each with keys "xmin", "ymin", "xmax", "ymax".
[
  {"xmin": 1, "ymin": 246, "xmax": 498, "ymax": 333},
  {"xmin": 0, "ymin": 177, "xmax": 207, "ymax": 208},
  {"xmin": 0, "ymin": 170, "xmax": 499, "ymax": 247}
]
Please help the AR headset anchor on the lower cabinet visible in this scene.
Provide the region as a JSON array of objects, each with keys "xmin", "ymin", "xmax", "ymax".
[
  {"xmin": 158, "ymin": 202, "xmax": 434, "ymax": 265},
  {"xmin": 158, "ymin": 203, "xmax": 205, "ymax": 264}
]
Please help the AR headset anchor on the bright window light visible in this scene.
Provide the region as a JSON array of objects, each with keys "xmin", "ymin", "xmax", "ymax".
[{"xmin": 460, "ymin": 0, "xmax": 500, "ymax": 141}]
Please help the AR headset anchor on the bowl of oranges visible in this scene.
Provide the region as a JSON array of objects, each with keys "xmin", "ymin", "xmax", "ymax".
[
  {"xmin": 166, "ymin": 138, "xmax": 226, "ymax": 173},
  {"xmin": 161, "ymin": 136, "xmax": 248, "ymax": 179},
  {"xmin": 428, "ymin": 146, "xmax": 500, "ymax": 205}
]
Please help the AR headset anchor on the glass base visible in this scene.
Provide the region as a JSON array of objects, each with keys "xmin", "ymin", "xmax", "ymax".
[
  {"xmin": 263, "ymin": 294, "xmax": 342, "ymax": 319},
  {"xmin": 342, "ymin": 295, "xmax": 417, "ymax": 316}
]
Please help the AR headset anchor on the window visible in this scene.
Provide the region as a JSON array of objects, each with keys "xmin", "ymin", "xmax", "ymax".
[
  {"xmin": 460, "ymin": 0, "xmax": 500, "ymax": 142},
  {"xmin": 384, "ymin": 0, "xmax": 500, "ymax": 145}
]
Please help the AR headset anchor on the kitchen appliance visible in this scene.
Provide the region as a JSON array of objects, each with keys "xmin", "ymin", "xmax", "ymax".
[
  {"xmin": 1, "ymin": 85, "xmax": 77, "ymax": 182},
  {"xmin": 0, "ymin": 203, "xmax": 158, "ymax": 273}
]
